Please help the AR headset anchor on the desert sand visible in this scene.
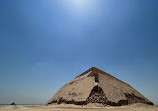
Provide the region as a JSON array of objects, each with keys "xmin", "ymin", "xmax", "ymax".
[{"xmin": 0, "ymin": 104, "xmax": 158, "ymax": 111}]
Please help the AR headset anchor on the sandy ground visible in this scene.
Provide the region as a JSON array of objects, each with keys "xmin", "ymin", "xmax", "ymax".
[{"xmin": 0, "ymin": 103, "xmax": 158, "ymax": 111}]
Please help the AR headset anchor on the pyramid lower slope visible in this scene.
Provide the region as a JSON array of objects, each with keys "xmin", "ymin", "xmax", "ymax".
[{"xmin": 48, "ymin": 67, "xmax": 153, "ymax": 106}]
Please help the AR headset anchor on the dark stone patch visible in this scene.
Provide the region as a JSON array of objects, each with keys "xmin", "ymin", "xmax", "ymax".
[
  {"xmin": 88, "ymin": 73, "xmax": 99, "ymax": 82},
  {"xmin": 11, "ymin": 102, "xmax": 16, "ymax": 105},
  {"xmin": 124, "ymin": 93, "xmax": 153, "ymax": 105},
  {"xmin": 118, "ymin": 100, "xmax": 128, "ymax": 106},
  {"xmin": 86, "ymin": 85, "xmax": 107, "ymax": 104},
  {"xmin": 69, "ymin": 81, "xmax": 74, "ymax": 85},
  {"xmin": 68, "ymin": 92, "xmax": 77, "ymax": 97},
  {"xmin": 48, "ymin": 98, "xmax": 87, "ymax": 105}
]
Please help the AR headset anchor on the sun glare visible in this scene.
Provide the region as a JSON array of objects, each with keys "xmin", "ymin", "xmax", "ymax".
[
  {"xmin": 74, "ymin": 0, "xmax": 86, "ymax": 4},
  {"xmin": 67, "ymin": 0, "xmax": 88, "ymax": 8},
  {"xmin": 62, "ymin": 0, "xmax": 98, "ymax": 17}
]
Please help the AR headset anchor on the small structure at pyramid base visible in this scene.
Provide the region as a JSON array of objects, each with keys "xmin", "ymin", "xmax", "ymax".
[
  {"xmin": 47, "ymin": 67, "xmax": 153, "ymax": 106},
  {"xmin": 11, "ymin": 102, "xmax": 16, "ymax": 105}
]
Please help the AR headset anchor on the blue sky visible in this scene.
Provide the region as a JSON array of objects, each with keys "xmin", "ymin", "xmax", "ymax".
[{"xmin": 0, "ymin": 0, "xmax": 158, "ymax": 105}]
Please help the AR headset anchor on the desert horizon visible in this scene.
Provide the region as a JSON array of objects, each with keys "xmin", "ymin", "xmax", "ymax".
[{"xmin": 1, "ymin": 103, "xmax": 158, "ymax": 111}]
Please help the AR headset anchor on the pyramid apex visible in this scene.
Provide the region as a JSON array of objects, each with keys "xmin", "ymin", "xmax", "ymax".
[
  {"xmin": 91, "ymin": 67, "xmax": 97, "ymax": 69},
  {"xmin": 91, "ymin": 67, "xmax": 101, "ymax": 72},
  {"xmin": 90, "ymin": 67, "xmax": 107, "ymax": 74},
  {"xmin": 76, "ymin": 67, "xmax": 107, "ymax": 78},
  {"xmin": 90, "ymin": 67, "xmax": 102, "ymax": 70}
]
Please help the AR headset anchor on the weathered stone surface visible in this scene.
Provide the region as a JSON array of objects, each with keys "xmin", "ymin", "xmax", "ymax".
[{"xmin": 47, "ymin": 67, "xmax": 153, "ymax": 106}]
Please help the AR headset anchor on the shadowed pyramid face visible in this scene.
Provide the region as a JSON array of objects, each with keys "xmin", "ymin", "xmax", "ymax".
[{"xmin": 48, "ymin": 67, "xmax": 153, "ymax": 106}]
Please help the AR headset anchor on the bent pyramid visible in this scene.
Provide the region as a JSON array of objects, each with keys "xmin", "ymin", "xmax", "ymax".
[{"xmin": 48, "ymin": 67, "xmax": 153, "ymax": 106}]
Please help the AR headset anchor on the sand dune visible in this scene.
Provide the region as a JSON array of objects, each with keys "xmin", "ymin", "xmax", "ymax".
[{"xmin": 0, "ymin": 104, "xmax": 158, "ymax": 111}]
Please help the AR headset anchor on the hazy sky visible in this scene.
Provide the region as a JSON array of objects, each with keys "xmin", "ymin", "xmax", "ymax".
[{"xmin": 0, "ymin": 0, "xmax": 158, "ymax": 105}]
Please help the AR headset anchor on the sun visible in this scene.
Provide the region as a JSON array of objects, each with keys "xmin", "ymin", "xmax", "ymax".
[
  {"xmin": 74, "ymin": 0, "xmax": 86, "ymax": 4},
  {"xmin": 67, "ymin": 0, "xmax": 88, "ymax": 8},
  {"xmin": 63, "ymin": 0, "xmax": 97, "ymax": 15}
]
